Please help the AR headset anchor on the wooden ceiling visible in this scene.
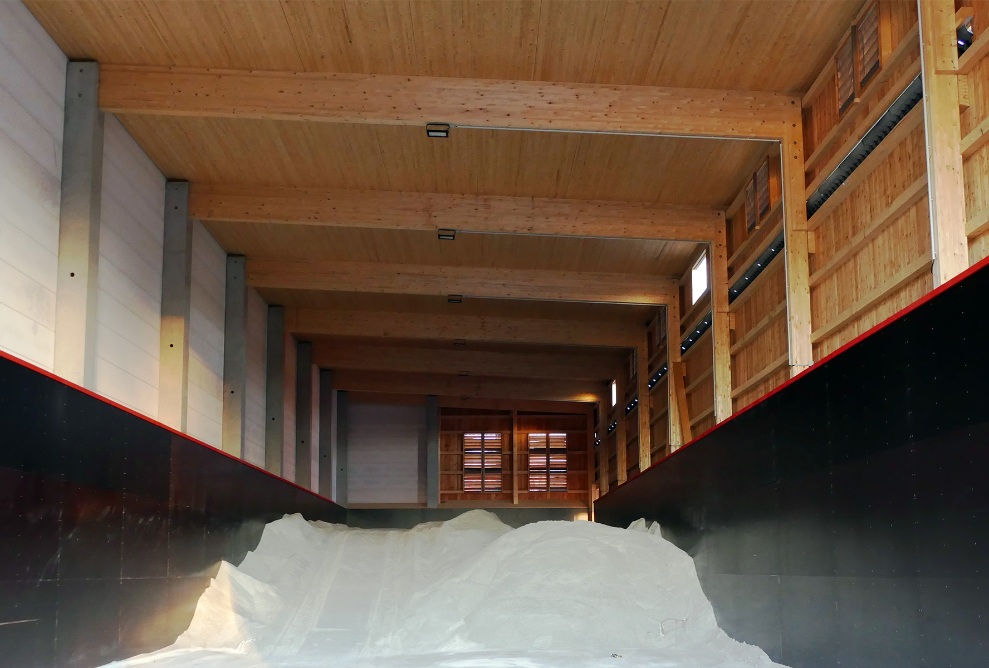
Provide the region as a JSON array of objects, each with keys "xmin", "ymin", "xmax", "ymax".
[{"xmin": 26, "ymin": 0, "xmax": 866, "ymax": 403}]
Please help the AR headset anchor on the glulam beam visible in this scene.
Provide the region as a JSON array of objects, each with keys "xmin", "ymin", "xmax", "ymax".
[
  {"xmin": 190, "ymin": 185, "xmax": 723, "ymax": 242},
  {"xmin": 100, "ymin": 65, "xmax": 800, "ymax": 140},
  {"xmin": 249, "ymin": 259, "xmax": 678, "ymax": 305}
]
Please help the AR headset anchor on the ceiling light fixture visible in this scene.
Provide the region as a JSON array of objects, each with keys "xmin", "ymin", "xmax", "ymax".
[
  {"xmin": 448, "ymin": 294, "xmax": 463, "ymax": 304},
  {"xmin": 426, "ymin": 122, "xmax": 451, "ymax": 138},
  {"xmin": 437, "ymin": 228, "xmax": 457, "ymax": 241}
]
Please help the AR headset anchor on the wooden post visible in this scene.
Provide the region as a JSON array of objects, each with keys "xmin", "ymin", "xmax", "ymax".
[
  {"xmin": 780, "ymin": 116, "xmax": 814, "ymax": 377},
  {"xmin": 264, "ymin": 305, "xmax": 286, "ymax": 475},
  {"xmin": 586, "ymin": 409, "xmax": 596, "ymax": 517},
  {"xmin": 597, "ymin": 394, "xmax": 610, "ymax": 495},
  {"xmin": 295, "ymin": 341, "xmax": 314, "ymax": 489},
  {"xmin": 318, "ymin": 370, "xmax": 335, "ymax": 499},
  {"xmin": 710, "ymin": 219, "xmax": 732, "ymax": 421},
  {"xmin": 511, "ymin": 409, "xmax": 519, "ymax": 505},
  {"xmin": 615, "ymin": 375, "xmax": 627, "ymax": 485},
  {"xmin": 919, "ymin": 0, "xmax": 969, "ymax": 284},
  {"xmin": 637, "ymin": 332, "xmax": 652, "ymax": 472}
]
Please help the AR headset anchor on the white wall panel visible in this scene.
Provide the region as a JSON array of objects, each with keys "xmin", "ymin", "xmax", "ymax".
[
  {"xmin": 94, "ymin": 116, "xmax": 165, "ymax": 417},
  {"xmin": 187, "ymin": 221, "xmax": 225, "ymax": 446},
  {"xmin": 244, "ymin": 287, "xmax": 267, "ymax": 467},
  {"xmin": 0, "ymin": 1, "xmax": 65, "ymax": 369},
  {"xmin": 348, "ymin": 403, "xmax": 426, "ymax": 505}
]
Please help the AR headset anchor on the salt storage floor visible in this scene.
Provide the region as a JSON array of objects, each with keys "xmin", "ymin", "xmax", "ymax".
[{"xmin": 105, "ymin": 511, "xmax": 787, "ymax": 668}]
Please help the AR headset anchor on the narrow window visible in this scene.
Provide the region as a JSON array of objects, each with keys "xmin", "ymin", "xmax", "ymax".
[
  {"xmin": 528, "ymin": 432, "xmax": 567, "ymax": 492},
  {"xmin": 463, "ymin": 432, "xmax": 503, "ymax": 492},
  {"xmin": 835, "ymin": 28, "xmax": 857, "ymax": 114},
  {"xmin": 691, "ymin": 252, "xmax": 709, "ymax": 304},
  {"xmin": 856, "ymin": 2, "xmax": 881, "ymax": 87},
  {"xmin": 610, "ymin": 380, "xmax": 618, "ymax": 407}
]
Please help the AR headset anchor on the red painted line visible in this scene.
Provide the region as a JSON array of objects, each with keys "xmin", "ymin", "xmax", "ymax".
[
  {"xmin": 602, "ymin": 254, "xmax": 989, "ymax": 498},
  {"xmin": 0, "ymin": 348, "xmax": 337, "ymax": 506}
]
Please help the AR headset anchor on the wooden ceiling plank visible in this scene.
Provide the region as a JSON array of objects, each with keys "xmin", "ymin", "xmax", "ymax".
[
  {"xmin": 332, "ymin": 369, "xmax": 602, "ymax": 403},
  {"xmin": 190, "ymin": 184, "xmax": 724, "ymax": 241},
  {"xmin": 312, "ymin": 343, "xmax": 622, "ymax": 381},
  {"xmin": 287, "ymin": 308, "xmax": 640, "ymax": 348},
  {"xmin": 249, "ymin": 259, "xmax": 679, "ymax": 305},
  {"xmin": 99, "ymin": 65, "xmax": 800, "ymax": 140}
]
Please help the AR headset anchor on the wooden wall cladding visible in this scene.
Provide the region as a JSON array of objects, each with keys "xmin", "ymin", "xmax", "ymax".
[
  {"xmin": 729, "ymin": 258, "xmax": 789, "ymax": 412},
  {"xmin": 438, "ymin": 407, "xmax": 589, "ymax": 508},
  {"xmin": 649, "ymin": 377, "xmax": 671, "ymax": 466},
  {"xmin": 809, "ymin": 121, "xmax": 932, "ymax": 360},
  {"xmin": 802, "ymin": 1, "xmax": 921, "ymax": 188},
  {"xmin": 961, "ymin": 1, "xmax": 989, "ymax": 265},
  {"xmin": 682, "ymin": 330, "xmax": 715, "ymax": 436}
]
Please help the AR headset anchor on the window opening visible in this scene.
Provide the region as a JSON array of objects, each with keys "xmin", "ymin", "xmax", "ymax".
[
  {"xmin": 691, "ymin": 252, "xmax": 709, "ymax": 304},
  {"xmin": 610, "ymin": 380, "xmax": 618, "ymax": 407},
  {"xmin": 528, "ymin": 432, "xmax": 567, "ymax": 492},
  {"xmin": 463, "ymin": 432, "xmax": 503, "ymax": 492}
]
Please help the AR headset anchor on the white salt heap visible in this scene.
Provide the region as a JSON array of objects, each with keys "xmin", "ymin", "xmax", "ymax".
[{"xmin": 106, "ymin": 511, "xmax": 788, "ymax": 667}]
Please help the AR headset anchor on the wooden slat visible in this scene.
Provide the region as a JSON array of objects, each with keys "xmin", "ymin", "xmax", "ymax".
[
  {"xmin": 731, "ymin": 353, "xmax": 789, "ymax": 398},
  {"xmin": 810, "ymin": 255, "xmax": 932, "ymax": 344},
  {"xmin": 333, "ymin": 369, "xmax": 602, "ymax": 403},
  {"xmin": 684, "ymin": 366, "xmax": 713, "ymax": 395},
  {"xmin": 288, "ymin": 308, "xmax": 640, "ymax": 347},
  {"xmin": 807, "ymin": 104, "xmax": 924, "ymax": 231},
  {"xmin": 727, "ymin": 216, "xmax": 783, "ymax": 286},
  {"xmin": 729, "ymin": 301, "xmax": 786, "ymax": 355},
  {"xmin": 688, "ymin": 405, "xmax": 714, "ymax": 427},
  {"xmin": 967, "ymin": 207, "xmax": 989, "ymax": 238},
  {"xmin": 919, "ymin": 0, "xmax": 969, "ymax": 286},
  {"xmin": 312, "ymin": 343, "xmax": 622, "ymax": 380},
  {"xmin": 665, "ymin": 300, "xmax": 685, "ymax": 449},
  {"xmin": 680, "ymin": 328, "xmax": 712, "ymax": 362},
  {"xmin": 670, "ymin": 360, "xmax": 692, "ymax": 444},
  {"xmin": 809, "ymin": 175, "xmax": 928, "ymax": 287},
  {"xmin": 190, "ymin": 184, "xmax": 724, "ymax": 242},
  {"xmin": 439, "ymin": 396, "xmax": 590, "ymax": 415},
  {"xmin": 961, "ymin": 114, "xmax": 989, "ymax": 158},
  {"xmin": 249, "ymin": 259, "xmax": 678, "ymax": 305},
  {"xmin": 99, "ymin": 65, "xmax": 802, "ymax": 140}
]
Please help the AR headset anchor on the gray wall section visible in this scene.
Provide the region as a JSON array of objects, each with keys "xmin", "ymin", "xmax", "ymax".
[
  {"xmin": 294, "ymin": 341, "xmax": 313, "ymax": 489},
  {"xmin": 53, "ymin": 61, "xmax": 103, "ymax": 388},
  {"xmin": 318, "ymin": 370, "xmax": 334, "ymax": 498},
  {"xmin": 335, "ymin": 390, "xmax": 349, "ymax": 506},
  {"xmin": 220, "ymin": 255, "xmax": 246, "ymax": 457},
  {"xmin": 346, "ymin": 507, "xmax": 583, "ymax": 530},
  {"xmin": 425, "ymin": 395, "xmax": 439, "ymax": 508},
  {"xmin": 263, "ymin": 305, "xmax": 285, "ymax": 475},
  {"xmin": 158, "ymin": 181, "xmax": 192, "ymax": 431}
]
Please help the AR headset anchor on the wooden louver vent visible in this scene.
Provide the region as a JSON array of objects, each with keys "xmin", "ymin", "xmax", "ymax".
[
  {"xmin": 744, "ymin": 181, "xmax": 757, "ymax": 231},
  {"xmin": 528, "ymin": 432, "xmax": 567, "ymax": 492},
  {"xmin": 755, "ymin": 161, "xmax": 771, "ymax": 217},
  {"xmin": 463, "ymin": 432, "xmax": 503, "ymax": 492},
  {"xmin": 835, "ymin": 28, "xmax": 857, "ymax": 114},
  {"xmin": 857, "ymin": 1, "xmax": 881, "ymax": 88}
]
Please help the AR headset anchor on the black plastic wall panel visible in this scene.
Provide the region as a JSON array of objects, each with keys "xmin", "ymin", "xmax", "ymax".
[
  {"xmin": 0, "ymin": 355, "xmax": 345, "ymax": 668},
  {"xmin": 596, "ymin": 260, "xmax": 989, "ymax": 668}
]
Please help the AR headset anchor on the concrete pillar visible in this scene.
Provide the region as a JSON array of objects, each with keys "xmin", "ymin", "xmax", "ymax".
[
  {"xmin": 425, "ymin": 395, "xmax": 440, "ymax": 508},
  {"xmin": 221, "ymin": 255, "xmax": 247, "ymax": 457},
  {"xmin": 295, "ymin": 341, "xmax": 314, "ymax": 489},
  {"xmin": 264, "ymin": 305, "xmax": 285, "ymax": 475},
  {"xmin": 318, "ymin": 369, "xmax": 335, "ymax": 499},
  {"xmin": 336, "ymin": 390, "xmax": 349, "ymax": 506},
  {"xmin": 54, "ymin": 61, "xmax": 104, "ymax": 388},
  {"xmin": 158, "ymin": 181, "xmax": 193, "ymax": 431}
]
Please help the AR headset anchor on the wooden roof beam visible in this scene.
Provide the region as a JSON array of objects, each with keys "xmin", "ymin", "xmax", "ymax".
[
  {"xmin": 332, "ymin": 369, "xmax": 602, "ymax": 404},
  {"xmin": 99, "ymin": 65, "xmax": 800, "ymax": 140},
  {"xmin": 249, "ymin": 259, "xmax": 679, "ymax": 305},
  {"xmin": 190, "ymin": 185, "xmax": 723, "ymax": 242},
  {"xmin": 312, "ymin": 342, "xmax": 623, "ymax": 381},
  {"xmin": 287, "ymin": 309, "xmax": 640, "ymax": 348}
]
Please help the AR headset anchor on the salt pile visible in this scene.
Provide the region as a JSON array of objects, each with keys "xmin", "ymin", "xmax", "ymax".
[{"xmin": 106, "ymin": 511, "xmax": 788, "ymax": 667}]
